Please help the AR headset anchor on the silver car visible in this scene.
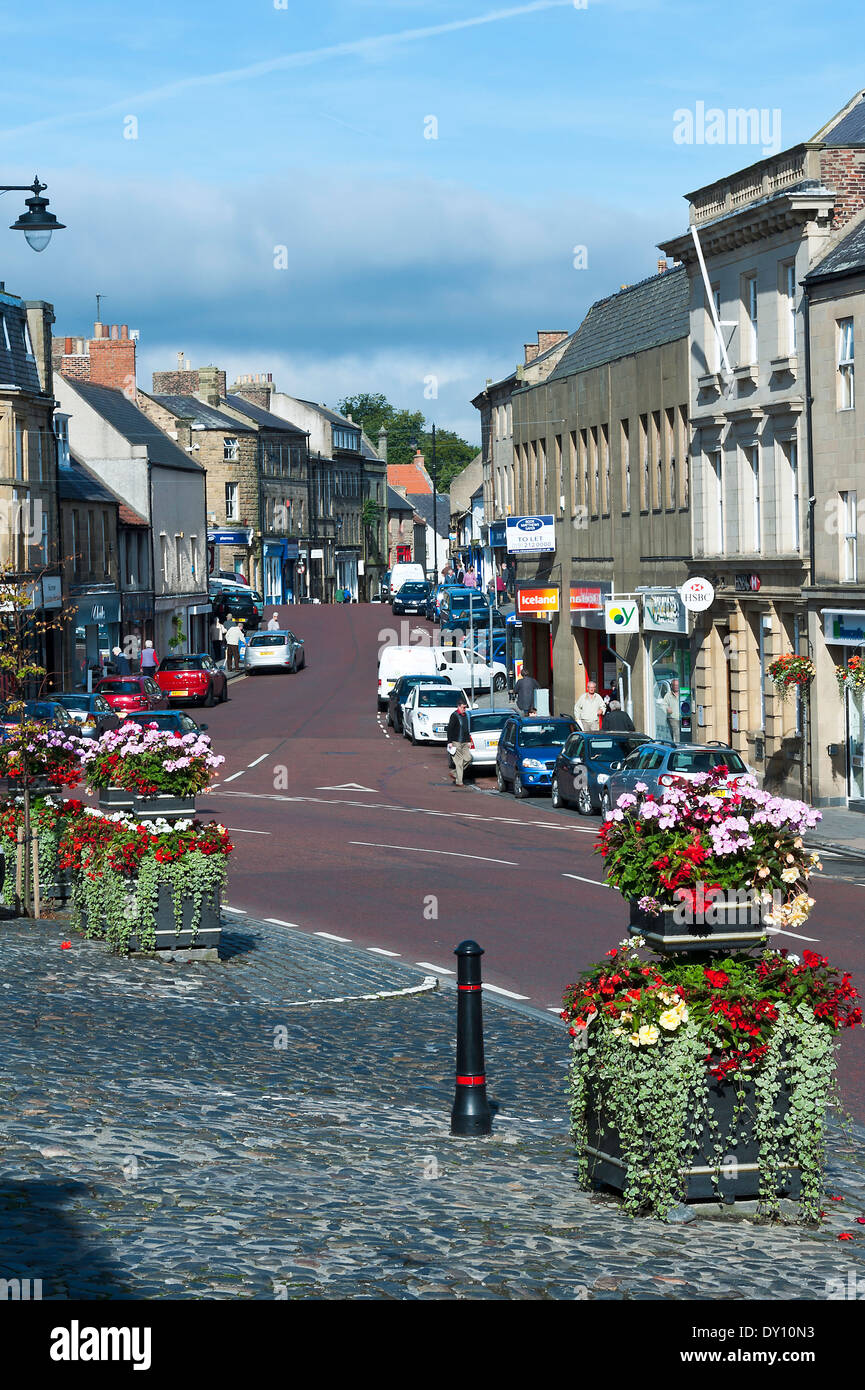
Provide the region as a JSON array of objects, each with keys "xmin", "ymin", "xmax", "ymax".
[
  {"xmin": 244, "ymin": 629, "xmax": 305, "ymax": 674},
  {"xmin": 462, "ymin": 709, "xmax": 512, "ymax": 771}
]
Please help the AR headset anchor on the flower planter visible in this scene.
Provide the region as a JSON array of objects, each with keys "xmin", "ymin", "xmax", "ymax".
[
  {"xmin": 79, "ymin": 883, "xmax": 222, "ymax": 960},
  {"xmin": 98, "ymin": 786, "xmax": 134, "ymax": 812},
  {"xmin": 629, "ymin": 897, "xmax": 767, "ymax": 955},
  {"xmin": 131, "ymin": 793, "xmax": 197, "ymax": 822},
  {"xmin": 583, "ymin": 1068, "xmax": 801, "ymax": 1205},
  {"xmin": 7, "ymin": 774, "xmax": 53, "ymax": 794}
]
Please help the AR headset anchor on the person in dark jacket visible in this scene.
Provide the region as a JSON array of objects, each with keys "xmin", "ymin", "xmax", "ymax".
[
  {"xmin": 602, "ymin": 699, "xmax": 635, "ymax": 732},
  {"xmin": 446, "ymin": 699, "xmax": 472, "ymax": 787},
  {"xmin": 110, "ymin": 646, "xmax": 131, "ymax": 676}
]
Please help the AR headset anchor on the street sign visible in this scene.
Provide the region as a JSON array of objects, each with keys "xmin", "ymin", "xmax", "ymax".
[
  {"xmin": 679, "ymin": 576, "xmax": 715, "ymax": 611},
  {"xmin": 604, "ymin": 601, "xmax": 640, "ymax": 634}
]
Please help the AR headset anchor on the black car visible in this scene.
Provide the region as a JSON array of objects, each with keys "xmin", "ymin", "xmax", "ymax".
[
  {"xmin": 392, "ymin": 581, "xmax": 432, "ymax": 616},
  {"xmin": 210, "ymin": 588, "xmax": 261, "ymax": 624},
  {"xmin": 380, "ymin": 570, "xmax": 392, "ymax": 602},
  {"xmin": 386, "ymin": 672, "xmax": 451, "ymax": 732},
  {"xmin": 552, "ymin": 730, "xmax": 650, "ymax": 815},
  {"xmin": 123, "ymin": 711, "xmax": 209, "ymax": 736}
]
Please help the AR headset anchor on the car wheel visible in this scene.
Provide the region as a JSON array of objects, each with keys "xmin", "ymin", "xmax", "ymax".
[
  {"xmin": 551, "ymin": 776, "xmax": 566, "ymax": 809},
  {"xmin": 513, "ymin": 772, "xmax": 528, "ymax": 799},
  {"xmin": 601, "ymin": 790, "xmax": 612, "ymax": 816},
  {"xmin": 410, "ymin": 727, "xmax": 418, "ymax": 746},
  {"xmin": 290, "ymin": 655, "xmax": 297, "ymax": 674},
  {"xmin": 577, "ymin": 786, "xmax": 595, "ymax": 816},
  {"xmin": 493, "ymin": 672, "xmax": 507, "ymax": 691},
  {"xmin": 204, "ymin": 683, "xmax": 216, "ymax": 708},
  {"xmin": 220, "ymin": 680, "xmax": 228, "ymax": 703},
  {"xmin": 386, "ymin": 708, "xmax": 393, "ymax": 727},
  {"xmin": 496, "ymin": 767, "xmax": 507, "ymax": 793}
]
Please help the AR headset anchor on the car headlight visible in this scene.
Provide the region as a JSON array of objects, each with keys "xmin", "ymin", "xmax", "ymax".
[
  {"xmin": 596, "ymin": 773, "xmax": 609, "ymax": 785},
  {"xmin": 521, "ymin": 758, "xmax": 545, "ymax": 770}
]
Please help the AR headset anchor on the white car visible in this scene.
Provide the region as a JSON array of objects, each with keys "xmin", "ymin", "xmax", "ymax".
[
  {"xmin": 432, "ymin": 644, "xmax": 507, "ymax": 693},
  {"xmin": 403, "ymin": 684, "xmax": 473, "ymax": 745},
  {"xmin": 463, "ymin": 709, "xmax": 513, "ymax": 770}
]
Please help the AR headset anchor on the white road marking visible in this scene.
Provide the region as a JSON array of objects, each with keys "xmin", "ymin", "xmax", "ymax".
[
  {"xmin": 314, "ymin": 931, "xmax": 353, "ymax": 943},
  {"xmin": 223, "ymin": 771, "xmax": 245, "ymax": 783},
  {"xmin": 222, "ymin": 905, "xmax": 247, "ymax": 915},
  {"xmin": 265, "ymin": 918, "xmax": 301, "ymax": 928},
  {"xmin": 767, "ymin": 927, "xmax": 820, "ymax": 943},
  {"xmin": 563, "ymin": 873, "xmax": 609, "ymax": 887},
  {"xmin": 367, "ymin": 946, "xmax": 401, "ymax": 957},
  {"xmin": 547, "ymin": 1007, "xmax": 563, "ymax": 1014},
  {"xmin": 211, "ymin": 788, "xmax": 595, "ymax": 833},
  {"xmin": 350, "ymin": 840, "xmax": 517, "ymax": 866},
  {"xmin": 416, "ymin": 961, "xmax": 456, "ymax": 975},
  {"xmin": 317, "ymin": 783, "xmax": 379, "ymax": 793},
  {"xmin": 226, "ymin": 827, "xmax": 271, "ymax": 835},
  {"xmin": 483, "ymin": 983, "xmax": 530, "ymax": 1000},
  {"xmin": 247, "ymin": 754, "xmax": 269, "ymax": 767}
]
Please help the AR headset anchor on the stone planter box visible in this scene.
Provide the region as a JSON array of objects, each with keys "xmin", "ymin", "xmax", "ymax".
[
  {"xmin": 629, "ymin": 897, "xmax": 767, "ymax": 955},
  {"xmin": 6, "ymin": 774, "xmax": 54, "ymax": 795},
  {"xmin": 584, "ymin": 1069, "xmax": 801, "ymax": 1205},
  {"xmin": 80, "ymin": 882, "xmax": 221, "ymax": 961},
  {"xmin": 131, "ymin": 793, "xmax": 197, "ymax": 823},
  {"xmin": 98, "ymin": 786, "xmax": 134, "ymax": 812},
  {"xmin": 41, "ymin": 866, "xmax": 73, "ymax": 905}
]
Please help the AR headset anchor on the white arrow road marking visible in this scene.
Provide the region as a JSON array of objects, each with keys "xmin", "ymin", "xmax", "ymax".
[
  {"xmin": 767, "ymin": 927, "xmax": 820, "ymax": 942},
  {"xmin": 350, "ymin": 840, "xmax": 517, "ymax": 866},
  {"xmin": 563, "ymin": 873, "xmax": 609, "ymax": 887},
  {"xmin": 316, "ymin": 783, "xmax": 380, "ymax": 792}
]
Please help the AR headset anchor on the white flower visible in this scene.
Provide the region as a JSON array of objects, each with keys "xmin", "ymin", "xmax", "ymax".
[
  {"xmin": 659, "ymin": 1008, "xmax": 683, "ymax": 1031},
  {"xmin": 637, "ymin": 1024, "xmax": 660, "ymax": 1046},
  {"xmin": 787, "ymin": 954, "xmax": 801, "ymax": 965},
  {"xmin": 781, "ymin": 867, "xmax": 799, "ymax": 883},
  {"xmin": 628, "ymin": 1032, "xmax": 641, "ymax": 1047},
  {"xmin": 630, "ymin": 934, "xmax": 645, "ymax": 948}
]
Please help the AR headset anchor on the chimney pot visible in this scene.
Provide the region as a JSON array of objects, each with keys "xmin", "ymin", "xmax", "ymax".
[
  {"xmin": 64, "ymin": 337, "xmax": 72, "ymax": 354},
  {"xmin": 657, "ymin": 258, "xmax": 668, "ymax": 274},
  {"xmin": 120, "ymin": 324, "xmax": 128, "ymax": 339}
]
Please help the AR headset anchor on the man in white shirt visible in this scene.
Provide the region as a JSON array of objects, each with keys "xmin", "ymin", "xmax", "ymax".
[
  {"xmin": 267, "ymin": 612, "xmax": 280, "ymax": 631},
  {"xmin": 224, "ymin": 618, "xmax": 244, "ymax": 672},
  {"xmin": 574, "ymin": 679, "xmax": 606, "ymax": 732}
]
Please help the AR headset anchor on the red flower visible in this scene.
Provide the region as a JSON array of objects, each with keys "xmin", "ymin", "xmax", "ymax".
[
  {"xmin": 704, "ymin": 968, "xmax": 730, "ymax": 990},
  {"xmin": 61, "ymin": 941, "xmax": 71, "ymax": 950}
]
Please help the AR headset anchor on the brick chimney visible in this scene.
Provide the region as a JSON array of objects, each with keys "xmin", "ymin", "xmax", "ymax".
[
  {"xmin": 228, "ymin": 371, "xmax": 273, "ymax": 409},
  {"xmin": 196, "ymin": 365, "xmax": 223, "ymax": 408},
  {"xmin": 524, "ymin": 343, "xmax": 539, "ymax": 363},
  {"xmin": 89, "ymin": 323, "xmax": 137, "ymax": 394},
  {"xmin": 536, "ymin": 330, "xmax": 568, "ymax": 353}
]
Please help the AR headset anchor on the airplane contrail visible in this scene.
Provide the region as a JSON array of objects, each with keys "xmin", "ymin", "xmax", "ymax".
[{"xmin": 0, "ymin": 1, "xmax": 575, "ymax": 140}]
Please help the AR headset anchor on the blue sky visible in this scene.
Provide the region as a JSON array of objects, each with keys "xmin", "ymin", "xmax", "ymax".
[{"xmin": 0, "ymin": 0, "xmax": 862, "ymax": 441}]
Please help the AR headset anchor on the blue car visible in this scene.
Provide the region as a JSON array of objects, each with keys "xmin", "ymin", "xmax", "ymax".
[
  {"xmin": 551, "ymin": 730, "xmax": 650, "ymax": 815},
  {"xmin": 495, "ymin": 715, "xmax": 578, "ymax": 798}
]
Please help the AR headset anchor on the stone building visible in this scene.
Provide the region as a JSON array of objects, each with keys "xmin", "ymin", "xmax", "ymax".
[
  {"xmin": 58, "ymin": 455, "xmax": 121, "ymax": 685},
  {"xmin": 659, "ymin": 88, "xmax": 865, "ymax": 797},
  {"xmin": 510, "ymin": 266, "xmax": 691, "ymax": 731},
  {"xmin": 0, "ymin": 287, "xmax": 64, "ymax": 688}
]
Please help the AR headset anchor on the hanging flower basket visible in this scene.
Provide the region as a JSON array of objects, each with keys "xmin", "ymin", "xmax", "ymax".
[
  {"xmin": 835, "ymin": 653, "xmax": 865, "ymax": 695},
  {"xmin": 767, "ymin": 653, "xmax": 815, "ymax": 699}
]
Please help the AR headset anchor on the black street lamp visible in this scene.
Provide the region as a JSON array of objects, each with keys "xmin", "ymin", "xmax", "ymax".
[{"xmin": 2, "ymin": 176, "xmax": 65, "ymax": 252}]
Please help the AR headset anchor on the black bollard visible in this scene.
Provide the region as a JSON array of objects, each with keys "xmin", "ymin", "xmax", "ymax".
[{"xmin": 451, "ymin": 939, "xmax": 492, "ymax": 1136}]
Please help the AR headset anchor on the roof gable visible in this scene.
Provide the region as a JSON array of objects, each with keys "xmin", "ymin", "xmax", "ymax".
[{"xmin": 70, "ymin": 381, "xmax": 205, "ymax": 471}]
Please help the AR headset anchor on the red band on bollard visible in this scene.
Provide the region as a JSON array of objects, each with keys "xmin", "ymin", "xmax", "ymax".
[
  {"xmin": 457, "ymin": 983, "xmax": 481, "ymax": 992},
  {"xmin": 456, "ymin": 1074, "xmax": 486, "ymax": 1086}
]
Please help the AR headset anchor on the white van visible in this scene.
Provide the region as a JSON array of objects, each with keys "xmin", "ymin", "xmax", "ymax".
[
  {"xmin": 389, "ymin": 562, "xmax": 426, "ymax": 600},
  {"xmin": 377, "ymin": 644, "xmax": 440, "ymax": 706}
]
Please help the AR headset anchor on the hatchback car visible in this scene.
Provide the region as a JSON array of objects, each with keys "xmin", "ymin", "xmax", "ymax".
[
  {"xmin": 0, "ymin": 699, "xmax": 82, "ymax": 737},
  {"xmin": 433, "ymin": 643, "xmax": 508, "ymax": 693},
  {"xmin": 50, "ymin": 693, "xmax": 122, "ymax": 739},
  {"xmin": 95, "ymin": 675, "xmax": 169, "ymax": 716},
  {"xmin": 602, "ymin": 741, "xmax": 753, "ymax": 813},
  {"xmin": 387, "ymin": 672, "xmax": 452, "ymax": 732},
  {"xmin": 392, "ymin": 581, "xmax": 432, "ymax": 616},
  {"xmin": 495, "ymin": 716, "xmax": 578, "ymax": 797},
  {"xmin": 155, "ymin": 654, "xmax": 228, "ymax": 706},
  {"xmin": 425, "ymin": 582, "xmax": 463, "ymax": 623},
  {"xmin": 552, "ymin": 731, "xmax": 650, "ymax": 815},
  {"xmin": 462, "ymin": 709, "xmax": 513, "ymax": 774},
  {"xmin": 124, "ymin": 711, "xmax": 209, "ymax": 736},
  {"xmin": 439, "ymin": 589, "xmax": 496, "ymax": 633},
  {"xmin": 244, "ymin": 630, "xmax": 305, "ymax": 674},
  {"xmin": 210, "ymin": 588, "xmax": 263, "ymax": 624},
  {"xmin": 403, "ymin": 684, "xmax": 473, "ymax": 745}
]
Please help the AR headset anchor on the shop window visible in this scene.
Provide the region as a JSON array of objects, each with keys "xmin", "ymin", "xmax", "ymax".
[{"xmin": 648, "ymin": 636, "xmax": 691, "ymax": 742}]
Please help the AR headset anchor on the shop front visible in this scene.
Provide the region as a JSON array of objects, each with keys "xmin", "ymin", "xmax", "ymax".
[
  {"xmin": 335, "ymin": 548, "xmax": 360, "ymax": 602},
  {"xmin": 641, "ymin": 588, "xmax": 692, "ymax": 743},
  {"xmin": 69, "ymin": 591, "xmax": 122, "ymax": 690},
  {"xmin": 207, "ymin": 526, "xmax": 254, "ymax": 585},
  {"xmin": 263, "ymin": 539, "xmax": 299, "ymax": 605},
  {"xmin": 822, "ymin": 609, "xmax": 865, "ymax": 810},
  {"xmin": 516, "ymin": 585, "xmax": 558, "ymax": 711},
  {"xmin": 569, "ymin": 580, "xmax": 613, "ymax": 695}
]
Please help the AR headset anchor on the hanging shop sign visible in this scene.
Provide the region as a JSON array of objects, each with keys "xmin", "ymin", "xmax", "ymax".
[
  {"xmin": 604, "ymin": 601, "xmax": 640, "ymax": 635},
  {"xmin": 506, "ymin": 515, "xmax": 556, "ymax": 553},
  {"xmin": 642, "ymin": 588, "xmax": 688, "ymax": 634},
  {"xmin": 679, "ymin": 576, "xmax": 715, "ymax": 611}
]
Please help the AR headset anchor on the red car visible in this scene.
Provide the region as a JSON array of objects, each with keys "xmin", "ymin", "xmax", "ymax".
[
  {"xmin": 95, "ymin": 675, "xmax": 170, "ymax": 716},
  {"xmin": 154, "ymin": 654, "xmax": 228, "ymax": 707}
]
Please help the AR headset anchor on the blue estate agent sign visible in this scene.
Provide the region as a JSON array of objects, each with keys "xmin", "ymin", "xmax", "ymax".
[{"xmin": 505, "ymin": 515, "xmax": 555, "ymax": 554}]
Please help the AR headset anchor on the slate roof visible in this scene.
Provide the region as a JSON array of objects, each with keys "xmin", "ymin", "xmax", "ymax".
[
  {"xmin": 70, "ymin": 382, "xmax": 204, "ymax": 472},
  {"xmin": 296, "ymin": 399, "xmax": 360, "ymax": 430},
  {"xmin": 816, "ymin": 92, "xmax": 865, "ymax": 145},
  {"xmin": 387, "ymin": 485, "xmax": 414, "ymax": 514},
  {"xmin": 60, "ymin": 454, "xmax": 120, "ymax": 505},
  {"xmin": 408, "ymin": 491, "xmax": 450, "ymax": 537},
  {"xmin": 223, "ymin": 393, "xmax": 306, "ymax": 435},
  {"xmin": 545, "ymin": 265, "xmax": 689, "ymax": 383},
  {"xmin": 0, "ymin": 292, "xmax": 42, "ymax": 394},
  {"xmin": 150, "ymin": 394, "xmax": 255, "ymax": 432},
  {"xmin": 805, "ymin": 215, "xmax": 865, "ymax": 282}
]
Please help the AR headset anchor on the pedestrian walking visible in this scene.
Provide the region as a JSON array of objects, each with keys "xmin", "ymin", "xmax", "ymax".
[
  {"xmin": 574, "ymin": 679, "xmax": 606, "ymax": 731},
  {"xmin": 267, "ymin": 611, "xmax": 280, "ymax": 631},
  {"xmin": 602, "ymin": 699, "xmax": 635, "ymax": 732},
  {"xmin": 224, "ymin": 617, "xmax": 243, "ymax": 672},
  {"xmin": 662, "ymin": 678, "xmax": 681, "ymax": 743},
  {"xmin": 110, "ymin": 646, "xmax": 131, "ymax": 676},
  {"xmin": 463, "ymin": 566, "xmax": 477, "ymax": 589},
  {"xmin": 210, "ymin": 616, "xmax": 226, "ymax": 663},
  {"xmin": 514, "ymin": 668, "xmax": 540, "ymax": 715},
  {"xmin": 446, "ymin": 698, "xmax": 472, "ymax": 787},
  {"xmin": 139, "ymin": 640, "xmax": 159, "ymax": 675},
  {"xmin": 456, "ymin": 564, "xmax": 465, "ymax": 584}
]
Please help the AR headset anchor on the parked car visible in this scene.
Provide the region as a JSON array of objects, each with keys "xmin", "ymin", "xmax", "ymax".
[
  {"xmin": 601, "ymin": 741, "xmax": 754, "ymax": 813},
  {"xmin": 124, "ymin": 711, "xmax": 209, "ymax": 736},
  {"xmin": 403, "ymin": 684, "xmax": 473, "ymax": 745},
  {"xmin": 210, "ymin": 587, "xmax": 263, "ymax": 624},
  {"xmin": 432, "ymin": 642, "xmax": 508, "ymax": 693},
  {"xmin": 377, "ymin": 644, "xmax": 440, "ymax": 707},
  {"xmin": 244, "ymin": 629, "xmax": 305, "ymax": 674},
  {"xmin": 379, "ymin": 570, "xmax": 392, "ymax": 602},
  {"xmin": 495, "ymin": 716, "xmax": 578, "ymax": 798},
  {"xmin": 461, "ymin": 709, "xmax": 513, "ymax": 775},
  {"xmin": 50, "ymin": 693, "xmax": 122, "ymax": 739},
  {"xmin": 0, "ymin": 699, "xmax": 88, "ymax": 737},
  {"xmin": 95, "ymin": 675, "xmax": 170, "ymax": 716},
  {"xmin": 389, "ymin": 561, "xmax": 426, "ymax": 596},
  {"xmin": 392, "ymin": 581, "xmax": 432, "ymax": 616},
  {"xmin": 387, "ymin": 672, "xmax": 452, "ymax": 733},
  {"xmin": 155, "ymin": 654, "xmax": 228, "ymax": 706},
  {"xmin": 440, "ymin": 590, "xmax": 506, "ymax": 635},
  {"xmin": 425, "ymin": 582, "xmax": 463, "ymax": 623},
  {"xmin": 552, "ymin": 731, "xmax": 651, "ymax": 814}
]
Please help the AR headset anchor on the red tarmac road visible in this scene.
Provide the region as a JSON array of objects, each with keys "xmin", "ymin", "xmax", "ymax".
[{"xmin": 200, "ymin": 605, "xmax": 865, "ymax": 1123}]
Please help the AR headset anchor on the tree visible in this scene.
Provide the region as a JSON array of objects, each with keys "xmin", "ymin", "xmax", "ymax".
[
  {"xmin": 338, "ymin": 393, "xmax": 393, "ymax": 444},
  {"xmin": 337, "ymin": 394, "xmax": 478, "ymax": 481}
]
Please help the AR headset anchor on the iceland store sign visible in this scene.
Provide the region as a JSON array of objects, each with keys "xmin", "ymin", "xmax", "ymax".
[{"xmin": 506, "ymin": 515, "xmax": 555, "ymax": 554}]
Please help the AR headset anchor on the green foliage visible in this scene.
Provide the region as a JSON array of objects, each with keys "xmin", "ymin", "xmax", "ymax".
[
  {"xmin": 71, "ymin": 849, "xmax": 227, "ymax": 955},
  {"xmin": 337, "ymin": 394, "xmax": 478, "ymax": 486}
]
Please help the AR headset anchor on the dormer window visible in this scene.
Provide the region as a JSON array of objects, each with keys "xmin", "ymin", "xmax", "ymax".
[{"xmin": 333, "ymin": 425, "xmax": 360, "ymax": 453}]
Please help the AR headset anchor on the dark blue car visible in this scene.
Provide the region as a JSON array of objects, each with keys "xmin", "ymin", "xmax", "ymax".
[
  {"xmin": 551, "ymin": 730, "xmax": 650, "ymax": 815},
  {"xmin": 495, "ymin": 715, "xmax": 578, "ymax": 798}
]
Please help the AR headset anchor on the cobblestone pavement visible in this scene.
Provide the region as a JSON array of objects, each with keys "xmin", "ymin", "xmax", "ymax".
[{"xmin": 2, "ymin": 914, "xmax": 865, "ymax": 1301}]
